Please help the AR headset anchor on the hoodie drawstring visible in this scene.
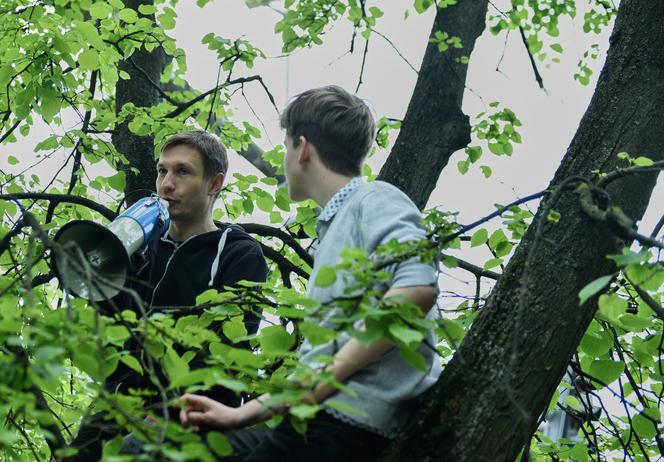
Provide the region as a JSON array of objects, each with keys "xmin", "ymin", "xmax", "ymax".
[{"xmin": 209, "ymin": 227, "xmax": 232, "ymax": 287}]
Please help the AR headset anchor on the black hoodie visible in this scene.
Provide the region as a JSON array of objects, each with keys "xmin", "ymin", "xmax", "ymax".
[
  {"xmin": 109, "ymin": 223, "xmax": 268, "ymax": 406},
  {"xmin": 138, "ymin": 223, "xmax": 268, "ymax": 312}
]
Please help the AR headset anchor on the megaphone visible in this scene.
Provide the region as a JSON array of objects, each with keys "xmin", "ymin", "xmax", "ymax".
[{"xmin": 53, "ymin": 195, "xmax": 169, "ymax": 301}]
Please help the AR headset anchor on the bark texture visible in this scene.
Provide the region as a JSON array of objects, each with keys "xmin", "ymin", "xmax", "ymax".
[
  {"xmin": 381, "ymin": 1, "xmax": 664, "ymax": 460},
  {"xmin": 112, "ymin": 0, "xmax": 166, "ymax": 205},
  {"xmin": 377, "ymin": 0, "xmax": 488, "ymax": 209}
]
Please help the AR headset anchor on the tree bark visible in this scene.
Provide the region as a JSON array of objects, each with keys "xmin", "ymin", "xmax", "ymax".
[
  {"xmin": 112, "ymin": 0, "xmax": 167, "ymax": 205},
  {"xmin": 381, "ymin": 1, "xmax": 664, "ymax": 460},
  {"xmin": 377, "ymin": 1, "xmax": 488, "ymax": 209}
]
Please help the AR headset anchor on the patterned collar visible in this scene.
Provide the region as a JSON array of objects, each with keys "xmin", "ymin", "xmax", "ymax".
[{"xmin": 318, "ymin": 177, "xmax": 363, "ymax": 223}]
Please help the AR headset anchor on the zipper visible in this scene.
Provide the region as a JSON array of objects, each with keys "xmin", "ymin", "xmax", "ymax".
[{"xmin": 149, "ymin": 232, "xmax": 201, "ymax": 307}]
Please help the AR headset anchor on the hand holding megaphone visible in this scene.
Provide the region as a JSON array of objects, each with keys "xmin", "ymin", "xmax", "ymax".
[{"xmin": 52, "ymin": 195, "xmax": 170, "ymax": 301}]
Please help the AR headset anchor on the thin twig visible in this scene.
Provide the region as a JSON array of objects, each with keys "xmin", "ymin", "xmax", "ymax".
[{"xmin": 518, "ymin": 26, "xmax": 544, "ymax": 90}]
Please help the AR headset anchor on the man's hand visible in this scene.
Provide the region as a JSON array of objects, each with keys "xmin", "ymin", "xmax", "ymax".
[{"xmin": 179, "ymin": 394, "xmax": 241, "ymax": 431}]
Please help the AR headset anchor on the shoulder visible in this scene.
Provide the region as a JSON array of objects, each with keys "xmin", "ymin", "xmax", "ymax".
[
  {"xmin": 217, "ymin": 224, "xmax": 265, "ymax": 255},
  {"xmin": 353, "ymin": 181, "xmax": 419, "ymax": 212}
]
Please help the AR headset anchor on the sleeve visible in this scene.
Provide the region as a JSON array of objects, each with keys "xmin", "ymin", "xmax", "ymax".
[
  {"xmin": 358, "ymin": 185, "xmax": 437, "ymax": 289},
  {"xmin": 214, "ymin": 239, "xmax": 269, "ymax": 287}
]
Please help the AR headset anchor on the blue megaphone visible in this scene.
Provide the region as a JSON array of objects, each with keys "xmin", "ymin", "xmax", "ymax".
[{"xmin": 53, "ymin": 195, "xmax": 169, "ymax": 301}]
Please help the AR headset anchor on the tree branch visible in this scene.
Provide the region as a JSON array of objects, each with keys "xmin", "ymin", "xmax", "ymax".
[
  {"xmin": 0, "ymin": 193, "xmax": 117, "ymax": 221},
  {"xmin": 165, "ymin": 75, "xmax": 277, "ymax": 119},
  {"xmin": 624, "ymin": 273, "xmax": 664, "ymax": 321},
  {"xmin": 67, "ymin": 70, "xmax": 99, "ymax": 194},
  {"xmin": 441, "ymin": 252, "xmax": 501, "ymax": 280},
  {"xmin": 0, "ymin": 118, "xmax": 21, "ymax": 145},
  {"xmin": 161, "ymin": 79, "xmax": 282, "ymax": 180},
  {"xmin": 236, "ymin": 222, "xmax": 313, "ymax": 267},
  {"xmin": 518, "ymin": 26, "xmax": 544, "ymax": 90}
]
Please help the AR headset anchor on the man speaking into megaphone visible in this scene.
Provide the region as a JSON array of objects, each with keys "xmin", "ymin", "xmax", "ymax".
[{"xmin": 65, "ymin": 130, "xmax": 269, "ymax": 461}]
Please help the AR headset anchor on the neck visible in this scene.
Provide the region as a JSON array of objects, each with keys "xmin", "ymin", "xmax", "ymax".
[
  {"xmin": 167, "ymin": 216, "xmax": 217, "ymax": 241},
  {"xmin": 309, "ymin": 171, "xmax": 356, "ymax": 208}
]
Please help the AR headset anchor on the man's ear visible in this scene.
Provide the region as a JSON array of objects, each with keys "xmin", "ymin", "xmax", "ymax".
[
  {"xmin": 298, "ymin": 136, "xmax": 312, "ymax": 165},
  {"xmin": 208, "ymin": 172, "xmax": 225, "ymax": 196}
]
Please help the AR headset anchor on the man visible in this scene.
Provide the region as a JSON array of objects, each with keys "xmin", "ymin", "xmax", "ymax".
[
  {"xmin": 67, "ymin": 130, "xmax": 268, "ymax": 460},
  {"xmin": 179, "ymin": 86, "xmax": 440, "ymax": 462}
]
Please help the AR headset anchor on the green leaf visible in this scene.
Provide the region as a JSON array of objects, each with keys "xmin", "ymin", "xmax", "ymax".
[
  {"xmin": 299, "ymin": 322, "xmax": 337, "ymax": 346},
  {"xmin": 108, "ymin": 171, "xmax": 126, "ymax": 191},
  {"xmin": 207, "ymin": 432, "xmax": 233, "ymax": 457},
  {"xmin": 466, "ymin": 146, "xmax": 482, "ymax": 163},
  {"xmin": 314, "ymin": 267, "xmax": 336, "ymax": 288},
  {"xmin": 289, "ymin": 404, "xmax": 321, "ymax": 420},
  {"xmin": 579, "ymin": 322, "xmax": 612, "ymax": 358},
  {"xmin": 632, "ymin": 412, "xmax": 658, "ymax": 440},
  {"xmin": 258, "ymin": 325, "xmax": 295, "ymax": 353},
  {"xmin": 457, "ymin": 159, "xmax": 469, "ymax": 174},
  {"xmin": 597, "ymin": 293, "xmax": 627, "ymax": 325},
  {"xmin": 119, "ymin": 8, "xmax": 139, "ymax": 23},
  {"xmin": 137, "ymin": 4, "xmax": 157, "ymax": 15},
  {"xmin": 550, "ymin": 43, "xmax": 563, "ymax": 53},
  {"xmin": 618, "ymin": 313, "xmax": 652, "ymax": 331},
  {"xmin": 588, "ymin": 359, "xmax": 624, "ymax": 387},
  {"xmin": 578, "ymin": 275, "xmax": 613, "ymax": 305},
  {"xmin": 488, "ymin": 143, "xmax": 504, "ymax": 155},
  {"xmin": 39, "ymin": 87, "xmax": 61, "ymax": 121},
  {"xmin": 222, "ymin": 316, "xmax": 248, "ymax": 343},
  {"xmin": 633, "ymin": 156, "xmax": 654, "ymax": 167},
  {"xmin": 607, "ymin": 249, "xmax": 650, "ymax": 267},
  {"xmin": 470, "ymin": 228, "xmax": 488, "ymax": 247},
  {"xmin": 78, "ymin": 49, "xmax": 100, "ymax": 70},
  {"xmin": 105, "ymin": 325, "xmax": 130, "ymax": 346},
  {"xmin": 399, "ymin": 347, "xmax": 427, "ymax": 371},
  {"xmin": 256, "ymin": 195, "xmax": 274, "ymax": 212},
  {"xmin": 479, "ymin": 165, "xmax": 492, "ymax": 178},
  {"xmin": 90, "ymin": 2, "xmax": 113, "ymax": 19},
  {"xmin": 163, "ymin": 347, "xmax": 189, "ymax": 382},
  {"xmin": 570, "ymin": 442, "xmax": 589, "ymax": 462},
  {"xmin": 483, "ymin": 257, "xmax": 502, "ymax": 270},
  {"xmin": 119, "ymin": 355, "xmax": 143, "ymax": 374},
  {"xmin": 388, "ymin": 323, "xmax": 423, "ymax": 348}
]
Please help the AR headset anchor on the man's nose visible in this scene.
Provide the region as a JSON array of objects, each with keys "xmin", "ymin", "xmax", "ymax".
[{"xmin": 159, "ymin": 172, "xmax": 175, "ymax": 193}]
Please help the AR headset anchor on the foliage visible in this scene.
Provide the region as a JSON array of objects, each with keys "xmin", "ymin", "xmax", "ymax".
[{"xmin": 0, "ymin": 0, "xmax": 662, "ymax": 461}]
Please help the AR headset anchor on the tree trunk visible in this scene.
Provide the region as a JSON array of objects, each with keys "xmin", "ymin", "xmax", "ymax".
[
  {"xmin": 377, "ymin": 0, "xmax": 488, "ymax": 209},
  {"xmin": 381, "ymin": 1, "xmax": 664, "ymax": 460},
  {"xmin": 112, "ymin": 0, "xmax": 166, "ymax": 205}
]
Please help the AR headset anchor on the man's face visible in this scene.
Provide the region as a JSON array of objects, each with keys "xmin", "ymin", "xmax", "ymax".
[
  {"xmin": 284, "ymin": 135, "xmax": 307, "ymax": 202},
  {"xmin": 156, "ymin": 145, "xmax": 216, "ymax": 224}
]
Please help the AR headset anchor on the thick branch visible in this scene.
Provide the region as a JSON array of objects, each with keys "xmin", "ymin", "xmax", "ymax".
[
  {"xmin": 236, "ymin": 222, "xmax": 313, "ymax": 267},
  {"xmin": 377, "ymin": 1, "xmax": 489, "ymax": 208}
]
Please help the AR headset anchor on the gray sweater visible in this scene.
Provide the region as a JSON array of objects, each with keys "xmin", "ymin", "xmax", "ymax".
[{"xmin": 299, "ymin": 180, "xmax": 441, "ymax": 438}]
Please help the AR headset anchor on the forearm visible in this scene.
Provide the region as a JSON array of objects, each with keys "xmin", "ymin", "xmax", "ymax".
[
  {"xmin": 232, "ymin": 393, "xmax": 278, "ymax": 427},
  {"xmin": 310, "ymin": 285, "xmax": 436, "ymax": 403}
]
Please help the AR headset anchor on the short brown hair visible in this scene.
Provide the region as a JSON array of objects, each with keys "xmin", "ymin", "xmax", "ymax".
[
  {"xmin": 161, "ymin": 130, "xmax": 228, "ymax": 179},
  {"xmin": 280, "ymin": 86, "xmax": 375, "ymax": 176}
]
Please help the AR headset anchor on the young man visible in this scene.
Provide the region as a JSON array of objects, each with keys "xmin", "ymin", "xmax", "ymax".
[
  {"xmin": 179, "ymin": 87, "xmax": 441, "ymax": 461},
  {"xmin": 67, "ymin": 130, "xmax": 269, "ymax": 461}
]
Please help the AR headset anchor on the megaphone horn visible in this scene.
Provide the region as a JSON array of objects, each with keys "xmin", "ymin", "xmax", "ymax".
[{"xmin": 52, "ymin": 195, "xmax": 169, "ymax": 301}]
